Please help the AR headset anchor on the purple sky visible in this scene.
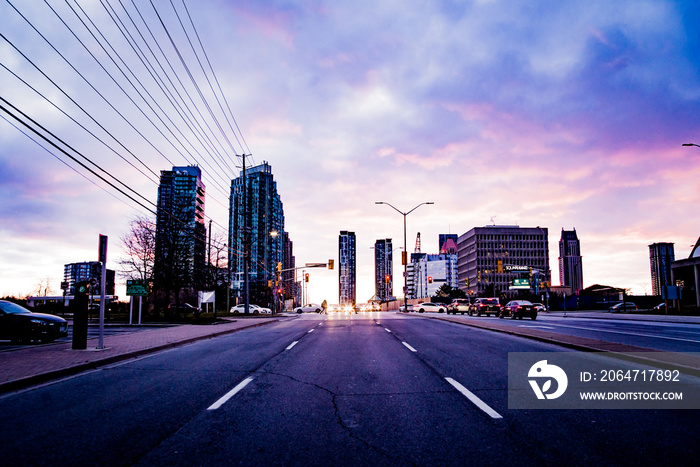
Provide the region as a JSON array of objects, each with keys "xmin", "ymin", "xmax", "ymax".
[{"xmin": 1, "ymin": 0, "xmax": 700, "ymax": 303}]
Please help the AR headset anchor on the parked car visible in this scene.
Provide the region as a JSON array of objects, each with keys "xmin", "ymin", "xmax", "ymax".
[
  {"xmin": 399, "ymin": 303, "xmax": 414, "ymax": 312},
  {"xmin": 414, "ymin": 302, "xmax": 446, "ymax": 313},
  {"xmin": 0, "ymin": 300, "xmax": 68, "ymax": 343},
  {"xmin": 468, "ymin": 298, "xmax": 501, "ymax": 317},
  {"xmin": 230, "ymin": 304, "xmax": 272, "ymax": 314},
  {"xmin": 532, "ymin": 303, "xmax": 547, "ymax": 313},
  {"xmin": 501, "ymin": 300, "xmax": 537, "ymax": 320},
  {"xmin": 609, "ymin": 302, "xmax": 637, "ymax": 312},
  {"xmin": 447, "ymin": 298, "xmax": 470, "ymax": 315},
  {"xmin": 295, "ymin": 303, "xmax": 323, "ymax": 313},
  {"xmin": 167, "ymin": 303, "xmax": 201, "ymax": 318}
]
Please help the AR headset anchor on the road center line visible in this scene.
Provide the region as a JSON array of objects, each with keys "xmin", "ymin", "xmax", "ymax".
[
  {"xmin": 286, "ymin": 341, "xmax": 299, "ymax": 350},
  {"xmin": 207, "ymin": 376, "xmax": 254, "ymax": 411},
  {"xmin": 402, "ymin": 342, "xmax": 417, "ymax": 352},
  {"xmin": 308, "ymin": 328, "xmax": 315, "ymax": 333},
  {"xmin": 385, "ymin": 328, "xmax": 392, "ymax": 333},
  {"xmin": 445, "ymin": 377, "xmax": 503, "ymax": 419}
]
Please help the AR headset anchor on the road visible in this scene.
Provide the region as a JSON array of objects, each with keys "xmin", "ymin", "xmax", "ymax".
[
  {"xmin": 435, "ymin": 312, "xmax": 700, "ymax": 352},
  {"xmin": 1, "ymin": 312, "xmax": 698, "ymax": 465}
]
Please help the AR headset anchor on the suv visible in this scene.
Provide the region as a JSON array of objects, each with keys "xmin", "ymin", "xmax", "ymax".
[
  {"xmin": 447, "ymin": 298, "xmax": 470, "ymax": 315},
  {"xmin": 468, "ymin": 298, "xmax": 501, "ymax": 317}
]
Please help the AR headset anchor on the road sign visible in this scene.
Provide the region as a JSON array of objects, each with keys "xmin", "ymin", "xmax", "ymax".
[
  {"xmin": 510, "ymin": 278, "xmax": 530, "ymax": 290},
  {"xmin": 304, "ymin": 262, "xmax": 327, "ymax": 268},
  {"xmin": 126, "ymin": 279, "xmax": 148, "ymax": 296}
]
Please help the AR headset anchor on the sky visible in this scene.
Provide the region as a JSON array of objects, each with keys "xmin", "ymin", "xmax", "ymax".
[{"xmin": 1, "ymin": 0, "xmax": 700, "ymax": 304}]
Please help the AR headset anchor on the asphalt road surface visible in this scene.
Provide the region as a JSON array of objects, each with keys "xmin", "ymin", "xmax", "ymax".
[
  {"xmin": 437, "ymin": 312, "xmax": 700, "ymax": 352},
  {"xmin": 1, "ymin": 312, "xmax": 698, "ymax": 465}
]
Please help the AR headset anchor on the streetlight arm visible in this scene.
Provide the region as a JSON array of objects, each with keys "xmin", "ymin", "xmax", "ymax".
[{"xmin": 682, "ymin": 143, "xmax": 700, "ymax": 148}]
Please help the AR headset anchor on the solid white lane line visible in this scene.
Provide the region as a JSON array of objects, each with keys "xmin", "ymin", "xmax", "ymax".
[
  {"xmin": 385, "ymin": 328, "xmax": 392, "ymax": 333},
  {"xmin": 518, "ymin": 325, "xmax": 555, "ymax": 329},
  {"xmin": 445, "ymin": 377, "xmax": 503, "ymax": 419},
  {"xmin": 402, "ymin": 342, "xmax": 417, "ymax": 352},
  {"xmin": 286, "ymin": 341, "xmax": 299, "ymax": 350},
  {"xmin": 208, "ymin": 376, "xmax": 254, "ymax": 411}
]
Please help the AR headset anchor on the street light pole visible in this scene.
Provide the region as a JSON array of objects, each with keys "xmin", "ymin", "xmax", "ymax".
[{"xmin": 375, "ymin": 201, "xmax": 434, "ymax": 313}]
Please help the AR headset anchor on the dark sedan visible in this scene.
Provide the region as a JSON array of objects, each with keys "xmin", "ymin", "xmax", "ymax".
[
  {"xmin": 500, "ymin": 300, "xmax": 537, "ymax": 320},
  {"xmin": 0, "ymin": 300, "xmax": 68, "ymax": 343}
]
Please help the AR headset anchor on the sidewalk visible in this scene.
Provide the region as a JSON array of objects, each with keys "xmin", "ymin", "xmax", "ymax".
[{"xmin": 0, "ymin": 317, "xmax": 279, "ymax": 393}]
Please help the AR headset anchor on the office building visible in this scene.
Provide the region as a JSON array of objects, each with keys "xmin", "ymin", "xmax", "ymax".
[
  {"xmin": 339, "ymin": 231, "xmax": 356, "ymax": 306},
  {"xmin": 229, "ymin": 162, "xmax": 285, "ymax": 298},
  {"xmin": 649, "ymin": 242, "xmax": 675, "ymax": 296},
  {"xmin": 154, "ymin": 166, "xmax": 206, "ymax": 291},
  {"xmin": 374, "ymin": 239, "xmax": 393, "ymax": 301},
  {"xmin": 411, "ymin": 253, "xmax": 458, "ymax": 299},
  {"xmin": 559, "ymin": 229, "xmax": 583, "ymax": 293},
  {"xmin": 457, "ymin": 225, "xmax": 550, "ymax": 298}
]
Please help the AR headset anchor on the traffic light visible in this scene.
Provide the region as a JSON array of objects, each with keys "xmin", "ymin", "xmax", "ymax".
[
  {"xmin": 478, "ymin": 271, "xmax": 481, "ymax": 282},
  {"xmin": 428, "ymin": 276, "xmax": 433, "ymax": 284},
  {"xmin": 465, "ymin": 277, "xmax": 469, "ymax": 287},
  {"xmin": 385, "ymin": 274, "xmax": 391, "ymax": 283},
  {"xmin": 402, "ymin": 251, "xmax": 407, "ymax": 265},
  {"xmin": 328, "ymin": 259, "xmax": 334, "ymax": 270},
  {"xmin": 277, "ymin": 262, "xmax": 282, "ymax": 272},
  {"xmin": 497, "ymin": 260, "xmax": 503, "ymax": 274},
  {"xmin": 305, "ymin": 273, "xmax": 309, "ymax": 282}
]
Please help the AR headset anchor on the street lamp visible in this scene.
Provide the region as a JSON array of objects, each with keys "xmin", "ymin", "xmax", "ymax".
[{"xmin": 375, "ymin": 201, "xmax": 434, "ymax": 313}]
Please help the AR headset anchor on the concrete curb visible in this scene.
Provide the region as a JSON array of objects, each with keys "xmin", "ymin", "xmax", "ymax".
[{"xmin": 0, "ymin": 319, "xmax": 279, "ymax": 394}]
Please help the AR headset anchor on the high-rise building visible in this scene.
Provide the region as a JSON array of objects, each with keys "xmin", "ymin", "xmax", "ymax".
[
  {"xmin": 374, "ymin": 239, "xmax": 393, "ymax": 301},
  {"xmin": 229, "ymin": 162, "xmax": 284, "ymax": 299},
  {"xmin": 283, "ymin": 232, "xmax": 296, "ymax": 302},
  {"xmin": 63, "ymin": 262, "xmax": 115, "ymax": 295},
  {"xmin": 154, "ymin": 166, "xmax": 206, "ymax": 292},
  {"xmin": 457, "ymin": 225, "xmax": 550, "ymax": 298},
  {"xmin": 649, "ymin": 242, "xmax": 675, "ymax": 296},
  {"xmin": 439, "ymin": 234, "xmax": 458, "ymax": 254},
  {"xmin": 339, "ymin": 231, "xmax": 356, "ymax": 306},
  {"xmin": 559, "ymin": 229, "xmax": 583, "ymax": 293}
]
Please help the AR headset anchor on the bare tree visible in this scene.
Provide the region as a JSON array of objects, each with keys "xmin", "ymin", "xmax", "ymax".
[
  {"xmin": 118, "ymin": 215, "xmax": 156, "ymax": 282},
  {"xmin": 33, "ymin": 278, "xmax": 53, "ymax": 297}
]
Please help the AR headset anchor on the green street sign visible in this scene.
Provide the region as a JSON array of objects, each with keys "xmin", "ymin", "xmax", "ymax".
[
  {"xmin": 510, "ymin": 278, "xmax": 531, "ymax": 290},
  {"xmin": 126, "ymin": 279, "xmax": 148, "ymax": 296}
]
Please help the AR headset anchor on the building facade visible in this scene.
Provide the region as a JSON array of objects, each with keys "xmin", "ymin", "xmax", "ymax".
[
  {"xmin": 154, "ymin": 166, "xmax": 206, "ymax": 293},
  {"xmin": 411, "ymin": 253, "xmax": 458, "ymax": 299},
  {"xmin": 229, "ymin": 162, "xmax": 285, "ymax": 299},
  {"xmin": 63, "ymin": 262, "xmax": 115, "ymax": 296},
  {"xmin": 374, "ymin": 239, "xmax": 393, "ymax": 301},
  {"xmin": 649, "ymin": 242, "xmax": 675, "ymax": 296},
  {"xmin": 457, "ymin": 225, "xmax": 551, "ymax": 298},
  {"xmin": 439, "ymin": 234, "xmax": 458, "ymax": 254},
  {"xmin": 339, "ymin": 231, "xmax": 356, "ymax": 306},
  {"xmin": 559, "ymin": 229, "xmax": 583, "ymax": 294}
]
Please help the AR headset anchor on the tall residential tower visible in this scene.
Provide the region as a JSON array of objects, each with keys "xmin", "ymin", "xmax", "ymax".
[
  {"xmin": 374, "ymin": 238, "xmax": 393, "ymax": 301},
  {"xmin": 229, "ymin": 162, "xmax": 285, "ymax": 301},
  {"xmin": 559, "ymin": 229, "xmax": 583, "ymax": 294},
  {"xmin": 339, "ymin": 231, "xmax": 356, "ymax": 306}
]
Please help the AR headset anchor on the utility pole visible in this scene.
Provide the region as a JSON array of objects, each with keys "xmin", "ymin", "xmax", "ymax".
[{"xmin": 242, "ymin": 153, "xmax": 250, "ymax": 314}]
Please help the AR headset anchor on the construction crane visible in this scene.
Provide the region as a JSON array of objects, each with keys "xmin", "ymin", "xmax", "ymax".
[{"xmin": 414, "ymin": 232, "xmax": 421, "ymax": 254}]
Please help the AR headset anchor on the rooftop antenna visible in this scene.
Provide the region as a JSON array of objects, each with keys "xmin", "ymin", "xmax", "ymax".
[{"xmin": 490, "ymin": 216, "xmax": 496, "ymax": 226}]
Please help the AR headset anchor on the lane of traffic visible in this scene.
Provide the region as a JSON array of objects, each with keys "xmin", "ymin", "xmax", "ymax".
[
  {"xmin": 385, "ymin": 315, "xmax": 700, "ymax": 465},
  {"xmin": 0, "ymin": 316, "xmax": 318, "ymax": 466}
]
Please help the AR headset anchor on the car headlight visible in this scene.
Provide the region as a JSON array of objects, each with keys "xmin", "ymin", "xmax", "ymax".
[{"xmin": 30, "ymin": 319, "xmax": 48, "ymax": 325}]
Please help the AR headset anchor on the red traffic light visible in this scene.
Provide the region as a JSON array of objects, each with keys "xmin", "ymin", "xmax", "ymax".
[{"xmin": 385, "ymin": 274, "xmax": 391, "ymax": 283}]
